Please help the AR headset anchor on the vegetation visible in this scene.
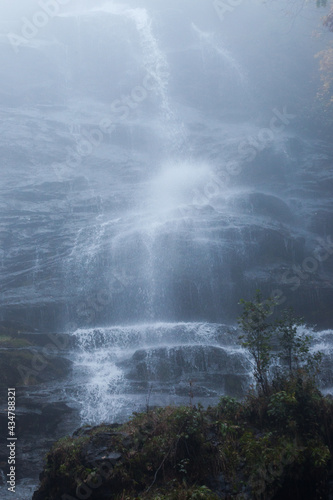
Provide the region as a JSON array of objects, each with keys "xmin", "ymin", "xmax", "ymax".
[
  {"xmin": 0, "ymin": 335, "xmax": 32, "ymax": 348},
  {"xmin": 237, "ymin": 291, "xmax": 322, "ymax": 395},
  {"xmin": 32, "ymin": 292, "xmax": 333, "ymax": 499},
  {"xmin": 275, "ymin": 308, "xmax": 322, "ymax": 378},
  {"xmin": 33, "ymin": 385, "xmax": 333, "ymax": 499},
  {"xmin": 238, "ymin": 291, "xmax": 277, "ymax": 395}
]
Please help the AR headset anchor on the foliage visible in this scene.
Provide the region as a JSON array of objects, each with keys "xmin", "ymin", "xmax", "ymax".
[
  {"xmin": 267, "ymin": 390, "xmax": 297, "ymax": 424},
  {"xmin": 0, "ymin": 335, "xmax": 31, "ymax": 348},
  {"xmin": 238, "ymin": 290, "xmax": 277, "ymax": 395},
  {"xmin": 238, "ymin": 292, "xmax": 323, "ymax": 396},
  {"xmin": 144, "ymin": 484, "xmax": 219, "ymax": 499},
  {"xmin": 275, "ymin": 308, "xmax": 322, "ymax": 378},
  {"xmin": 34, "ymin": 382, "xmax": 333, "ymax": 500},
  {"xmin": 33, "ymin": 292, "xmax": 330, "ymax": 500},
  {"xmin": 217, "ymin": 395, "xmax": 242, "ymax": 421}
]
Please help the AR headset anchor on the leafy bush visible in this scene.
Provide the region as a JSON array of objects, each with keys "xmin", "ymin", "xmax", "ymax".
[
  {"xmin": 238, "ymin": 290, "xmax": 277, "ymax": 394},
  {"xmin": 238, "ymin": 291, "xmax": 323, "ymax": 395}
]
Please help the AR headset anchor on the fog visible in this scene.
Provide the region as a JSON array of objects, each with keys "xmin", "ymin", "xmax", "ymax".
[
  {"xmin": 1, "ymin": 1, "xmax": 333, "ymax": 496},
  {"xmin": 0, "ymin": 0, "xmax": 331, "ymax": 328}
]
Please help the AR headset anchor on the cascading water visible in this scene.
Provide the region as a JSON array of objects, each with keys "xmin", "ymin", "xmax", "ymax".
[
  {"xmin": 71, "ymin": 323, "xmax": 252, "ymax": 423},
  {"xmin": 191, "ymin": 23, "xmax": 247, "ymax": 86},
  {"xmin": 53, "ymin": 4, "xmax": 333, "ymax": 425},
  {"xmin": 1, "ymin": 2, "xmax": 333, "ymax": 496},
  {"xmin": 126, "ymin": 7, "xmax": 187, "ymax": 151},
  {"xmin": 127, "ymin": 8, "xmax": 170, "ymax": 115}
]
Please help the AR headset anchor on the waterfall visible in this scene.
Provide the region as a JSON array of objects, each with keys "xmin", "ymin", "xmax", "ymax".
[
  {"xmin": 71, "ymin": 322, "xmax": 252, "ymax": 423},
  {"xmin": 125, "ymin": 7, "xmax": 187, "ymax": 151},
  {"xmin": 1, "ymin": 0, "xmax": 332, "ymax": 454},
  {"xmin": 126, "ymin": 8, "xmax": 170, "ymax": 119},
  {"xmin": 191, "ymin": 23, "xmax": 247, "ymax": 85}
]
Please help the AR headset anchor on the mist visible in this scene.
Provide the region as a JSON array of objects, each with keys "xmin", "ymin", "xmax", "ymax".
[{"xmin": 1, "ymin": 1, "xmax": 333, "ymax": 497}]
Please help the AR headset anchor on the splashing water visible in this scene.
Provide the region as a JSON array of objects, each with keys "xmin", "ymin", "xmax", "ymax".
[
  {"xmin": 147, "ymin": 160, "xmax": 214, "ymax": 215},
  {"xmin": 72, "ymin": 347, "xmax": 129, "ymax": 423},
  {"xmin": 71, "ymin": 322, "xmax": 252, "ymax": 424}
]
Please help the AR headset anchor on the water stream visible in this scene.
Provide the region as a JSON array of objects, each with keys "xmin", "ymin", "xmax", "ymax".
[{"xmin": 0, "ymin": 1, "xmax": 332, "ymax": 497}]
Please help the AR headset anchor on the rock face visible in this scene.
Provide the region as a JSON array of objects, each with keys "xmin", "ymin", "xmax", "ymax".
[
  {"xmin": 0, "ymin": 323, "xmax": 72, "ymax": 387},
  {"xmin": 0, "ymin": 6, "xmax": 332, "ymax": 331},
  {"xmin": 0, "ymin": 401, "xmax": 75, "ymax": 480},
  {"xmin": 70, "ymin": 323, "xmax": 253, "ymax": 424},
  {"xmin": 0, "ymin": 350, "xmax": 71, "ymax": 387},
  {"xmin": 31, "ymin": 413, "xmax": 233, "ymax": 500},
  {"xmin": 120, "ymin": 345, "xmax": 249, "ymax": 398},
  {"xmin": 0, "ymin": 324, "xmax": 79, "ymax": 486},
  {"xmin": 32, "ymin": 426, "xmax": 131, "ymax": 500},
  {"xmin": 1, "ymin": 133, "xmax": 332, "ymax": 330}
]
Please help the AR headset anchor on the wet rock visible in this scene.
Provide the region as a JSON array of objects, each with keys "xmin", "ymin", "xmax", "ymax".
[
  {"xmin": 32, "ymin": 425, "xmax": 128, "ymax": 500},
  {"xmin": 0, "ymin": 399, "xmax": 78, "ymax": 481},
  {"xmin": 0, "ymin": 320, "xmax": 37, "ymax": 335},
  {"xmin": 0, "ymin": 349, "xmax": 72, "ymax": 387},
  {"xmin": 230, "ymin": 192, "xmax": 293, "ymax": 222},
  {"xmin": 83, "ymin": 444, "xmax": 122, "ymax": 467},
  {"xmin": 0, "ymin": 321, "xmax": 73, "ymax": 350},
  {"xmin": 72, "ymin": 425, "xmax": 95, "ymax": 437},
  {"xmin": 119, "ymin": 345, "xmax": 250, "ymax": 399},
  {"xmin": 121, "ymin": 345, "xmax": 248, "ymax": 383}
]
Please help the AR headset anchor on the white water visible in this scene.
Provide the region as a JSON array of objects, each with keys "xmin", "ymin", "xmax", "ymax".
[
  {"xmin": 71, "ymin": 322, "xmax": 252, "ymax": 423},
  {"xmin": 191, "ymin": 23, "xmax": 247, "ymax": 85},
  {"xmin": 1, "ymin": 3, "xmax": 332, "ymax": 500},
  {"xmin": 0, "ymin": 477, "xmax": 37, "ymax": 500},
  {"xmin": 69, "ymin": 322, "xmax": 333, "ymax": 425},
  {"xmin": 127, "ymin": 8, "xmax": 170, "ymax": 115},
  {"xmin": 127, "ymin": 7, "xmax": 187, "ymax": 150}
]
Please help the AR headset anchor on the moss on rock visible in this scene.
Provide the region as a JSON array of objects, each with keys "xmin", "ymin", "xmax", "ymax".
[
  {"xmin": 0, "ymin": 335, "xmax": 32, "ymax": 348},
  {"xmin": 0, "ymin": 349, "xmax": 72, "ymax": 387},
  {"xmin": 32, "ymin": 377, "xmax": 333, "ymax": 499}
]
